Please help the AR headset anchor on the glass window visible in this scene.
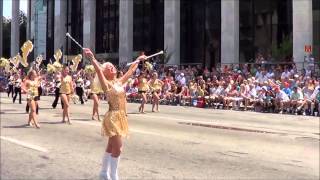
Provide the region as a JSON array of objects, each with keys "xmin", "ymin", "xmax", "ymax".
[
  {"xmin": 133, "ymin": 0, "xmax": 164, "ymax": 54},
  {"xmin": 313, "ymin": 0, "xmax": 320, "ymax": 61},
  {"xmin": 180, "ymin": 0, "xmax": 221, "ymax": 68},
  {"xmin": 96, "ymin": 0, "xmax": 119, "ymax": 54},
  {"xmin": 70, "ymin": 0, "xmax": 83, "ymax": 55},
  {"xmin": 239, "ymin": 0, "xmax": 293, "ymax": 63},
  {"xmin": 46, "ymin": 0, "xmax": 55, "ymax": 60}
]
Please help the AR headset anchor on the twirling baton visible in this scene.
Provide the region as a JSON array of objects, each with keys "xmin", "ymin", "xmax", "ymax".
[
  {"xmin": 126, "ymin": 51, "xmax": 164, "ymax": 66},
  {"xmin": 66, "ymin": 33, "xmax": 83, "ymax": 50}
]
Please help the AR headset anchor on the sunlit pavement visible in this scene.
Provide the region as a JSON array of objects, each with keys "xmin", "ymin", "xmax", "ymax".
[{"xmin": 1, "ymin": 93, "xmax": 319, "ymax": 179}]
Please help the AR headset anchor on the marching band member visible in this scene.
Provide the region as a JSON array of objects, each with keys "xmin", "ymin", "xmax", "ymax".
[
  {"xmin": 52, "ymin": 72, "xmax": 64, "ymax": 109},
  {"xmin": 60, "ymin": 66, "xmax": 74, "ymax": 124},
  {"xmin": 83, "ymin": 48, "xmax": 146, "ymax": 180},
  {"xmin": 75, "ymin": 71, "xmax": 85, "ymax": 104},
  {"xmin": 148, "ymin": 72, "xmax": 164, "ymax": 112},
  {"xmin": 13, "ymin": 73, "xmax": 22, "ymax": 104},
  {"xmin": 23, "ymin": 70, "xmax": 41, "ymax": 128},
  {"xmin": 138, "ymin": 72, "xmax": 149, "ymax": 113},
  {"xmin": 90, "ymin": 73, "xmax": 103, "ymax": 121},
  {"xmin": 7, "ymin": 73, "xmax": 14, "ymax": 98}
]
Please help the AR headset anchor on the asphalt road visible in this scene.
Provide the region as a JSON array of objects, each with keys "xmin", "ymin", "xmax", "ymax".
[{"xmin": 1, "ymin": 93, "xmax": 319, "ymax": 180}]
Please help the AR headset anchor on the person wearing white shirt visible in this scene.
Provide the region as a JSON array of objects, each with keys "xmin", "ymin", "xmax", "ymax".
[
  {"xmin": 179, "ymin": 73, "xmax": 186, "ymax": 86},
  {"xmin": 266, "ymin": 69, "xmax": 275, "ymax": 79},
  {"xmin": 275, "ymin": 87, "xmax": 289, "ymax": 114},
  {"xmin": 281, "ymin": 68, "xmax": 291, "ymax": 79}
]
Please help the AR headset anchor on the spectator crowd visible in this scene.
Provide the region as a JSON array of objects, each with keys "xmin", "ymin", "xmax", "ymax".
[{"xmin": 1, "ymin": 56, "xmax": 319, "ymax": 117}]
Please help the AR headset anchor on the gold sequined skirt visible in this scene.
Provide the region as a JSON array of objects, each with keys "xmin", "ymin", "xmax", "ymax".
[{"xmin": 102, "ymin": 110, "xmax": 128, "ymax": 137}]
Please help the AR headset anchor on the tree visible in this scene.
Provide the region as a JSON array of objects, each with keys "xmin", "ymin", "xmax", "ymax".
[
  {"xmin": 1, "ymin": 10, "xmax": 27, "ymax": 58},
  {"xmin": 271, "ymin": 36, "xmax": 293, "ymax": 61}
]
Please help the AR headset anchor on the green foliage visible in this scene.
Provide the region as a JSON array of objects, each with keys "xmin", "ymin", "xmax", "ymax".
[{"xmin": 271, "ymin": 36, "xmax": 293, "ymax": 60}]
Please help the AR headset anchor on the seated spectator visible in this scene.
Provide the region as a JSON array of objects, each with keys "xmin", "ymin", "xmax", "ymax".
[
  {"xmin": 290, "ymin": 86, "xmax": 304, "ymax": 115},
  {"xmin": 274, "ymin": 87, "xmax": 290, "ymax": 114},
  {"xmin": 303, "ymin": 82, "xmax": 315, "ymax": 115},
  {"xmin": 282, "ymin": 82, "xmax": 292, "ymax": 97},
  {"xmin": 240, "ymin": 84, "xmax": 250, "ymax": 110},
  {"xmin": 263, "ymin": 87, "xmax": 275, "ymax": 112}
]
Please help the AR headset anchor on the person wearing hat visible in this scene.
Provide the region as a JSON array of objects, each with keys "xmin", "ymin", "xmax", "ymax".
[{"xmin": 282, "ymin": 82, "xmax": 292, "ymax": 97}]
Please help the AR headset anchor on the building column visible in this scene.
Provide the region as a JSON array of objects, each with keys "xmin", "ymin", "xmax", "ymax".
[
  {"xmin": 119, "ymin": 0, "xmax": 133, "ymax": 66},
  {"xmin": 83, "ymin": 0, "xmax": 96, "ymax": 54},
  {"xmin": 54, "ymin": 0, "xmax": 67, "ymax": 53},
  {"xmin": 221, "ymin": 0, "xmax": 239, "ymax": 65},
  {"xmin": 11, "ymin": 0, "xmax": 20, "ymax": 57},
  {"xmin": 293, "ymin": 0, "xmax": 313, "ymax": 69},
  {"xmin": 164, "ymin": 0, "xmax": 180, "ymax": 65},
  {"xmin": 0, "ymin": 0, "xmax": 3, "ymax": 57}
]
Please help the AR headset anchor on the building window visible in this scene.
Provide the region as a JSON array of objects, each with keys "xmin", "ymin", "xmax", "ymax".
[
  {"xmin": 180, "ymin": 0, "xmax": 221, "ymax": 68},
  {"xmin": 133, "ymin": 0, "xmax": 164, "ymax": 54},
  {"xmin": 96, "ymin": 0, "xmax": 119, "ymax": 54},
  {"xmin": 239, "ymin": 0, "xmax": 293, "ymax": 63},
  {"xmin": 46, "ymin": 0, "xmax": 54, "ymax": 61},
  {"xmin": 313, "ymin": 0, "xmax": 320, "ymax": 61},
  {"xmin": 70, "ymin": 0, "xmax": 83, "ymax": 55}
]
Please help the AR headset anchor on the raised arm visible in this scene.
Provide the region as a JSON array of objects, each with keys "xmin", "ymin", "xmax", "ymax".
[
  {"xmin": 119, "ymin": 55, "xmax": 147, "ymax": 85},
  {"xmin": 83, "ymin": 48, "xmax": 112, "ymax": 92}
]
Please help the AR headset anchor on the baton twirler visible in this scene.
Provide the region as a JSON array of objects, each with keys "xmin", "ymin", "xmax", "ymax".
[
  {"xmin": 66, "ymin": 33, "xmax": 83, "ymax": 49},
  {"xmin": 126, "ymin": 51, "xmax": 164, "ymax": 66}
]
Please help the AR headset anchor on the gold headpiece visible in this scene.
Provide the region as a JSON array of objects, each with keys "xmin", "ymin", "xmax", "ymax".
[
  {"xmin": 47, "ymin": 63, "xmax": 56, "ymax": 74},
  {"xmin": 70, "ymin": 54, "xmax": 82, "ymax": 72},
  {"xmin": 20, "ymin": 40, "xmax": 33, "ymax": 67},
  {"xmin": 10, "ymin": 54, "xmax": 22, "ymax": 67},
  {"xmin": 54, "ymin": 49, "xmax": 62, "ymax": 62}
]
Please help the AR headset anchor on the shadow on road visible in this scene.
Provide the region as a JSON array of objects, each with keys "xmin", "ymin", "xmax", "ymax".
[
  {"xmin": 2, "ymin": 124, "xmax": 31, "ymax": 128},
  {"xmin": 2, "ymin": 112, "xmax": 27, "ymax": 115},
  {"xmin": 72, "ymin": 118, "xmax": 91, "ymax": 121},
  {"xmin": 40, "ymin": 121, "xmax": 64, "ymax": 125}
]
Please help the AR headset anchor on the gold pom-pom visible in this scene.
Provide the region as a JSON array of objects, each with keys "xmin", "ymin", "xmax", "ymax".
[
  {"xmin": 84, "ymin": 65, "xmax": 95, "ymax": 74},
  {"xmin": 47, "ymin": 64, "xmax": 56, "ymax": 74},
  {"xmin": 0, "ymin": 57, "xmax": 10, "ymax": 68}
]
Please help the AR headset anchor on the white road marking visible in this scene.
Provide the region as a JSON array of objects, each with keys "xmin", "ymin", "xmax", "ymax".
[{"xmin": 0, "ymin": 136, "xmax": 48, "ymax": 153}]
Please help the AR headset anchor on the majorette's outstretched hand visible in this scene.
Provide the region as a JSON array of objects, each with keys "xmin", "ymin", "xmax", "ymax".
[{"xmin": 83, "ymin": 48, "xmax": 94, "ymax": 60}]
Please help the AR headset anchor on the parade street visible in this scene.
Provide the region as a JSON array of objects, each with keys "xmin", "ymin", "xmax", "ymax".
[{"xmin": 1, "ymin": 93, "xmax": 319, "ymax": 180}]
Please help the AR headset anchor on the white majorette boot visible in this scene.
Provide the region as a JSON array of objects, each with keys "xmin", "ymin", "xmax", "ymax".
[
  {"xmin": 110, "ymin": 156, "xmax": 120, "ymax": 180},
  {"xmin": 99, "ymin": 152, "xmax": 111, "ymax": 180}
]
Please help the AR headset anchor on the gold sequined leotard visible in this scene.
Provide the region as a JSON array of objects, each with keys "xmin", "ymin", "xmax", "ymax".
[
  {"xmin": 150, "ymin": 79, "xmax": 162, "ymax": 92},
  {"xmin": 60, "ymin": 75, "xmax": 72, "ymax": 94},
  {"xmin": 102, "ymin": 81, "xmax": 128, "ymax": 137},
  {"xmin": 138, "ymin": 78, "xmax": 149, "ymax": 92},
  {"xmin": 91, "ymin": 79, "xmax": 103, "ymax": 94},
  {"xmin": 27, "ymin": 80, "xmax": 39, "ymax": 100}
]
